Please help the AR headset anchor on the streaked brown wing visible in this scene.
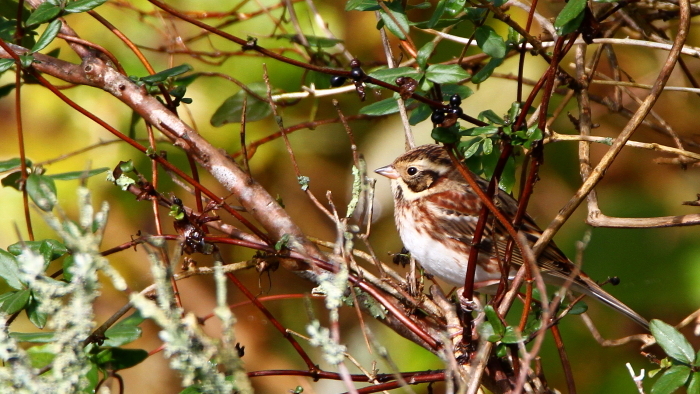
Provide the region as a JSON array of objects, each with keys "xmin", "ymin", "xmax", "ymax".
[
  {"xmin": 475, "ymin": 180, "xmax": 574, "ymax": 271},
  {"xmin": 425, "ymin": 177, "xmax": 574, "ymax": 273},
  {"xmin": 424, "ymin": 188, "xmax": 498, "ymax": 245}
]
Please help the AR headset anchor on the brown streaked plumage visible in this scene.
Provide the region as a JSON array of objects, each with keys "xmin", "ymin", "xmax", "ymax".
[{"xmin": 375, "ymin": 144, "xmax": 648, "ymax": 329}]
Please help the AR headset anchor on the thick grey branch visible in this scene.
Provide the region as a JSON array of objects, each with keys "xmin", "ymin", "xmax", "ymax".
[{"xmin": 81, "ymin": 57, "xmax": 325, "ymax": 260}]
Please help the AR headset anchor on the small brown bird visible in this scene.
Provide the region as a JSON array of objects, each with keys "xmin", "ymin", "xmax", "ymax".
[{"xmin": 375, "ymin": 144, "xmax": 648, "ymax": 328}]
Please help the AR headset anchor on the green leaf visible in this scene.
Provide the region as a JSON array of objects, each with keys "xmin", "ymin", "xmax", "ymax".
[
  {"xmin": 484, "ymin": 305, "xmax": 505, "ymax": 337},
  {"xmin": 427, "ymin": 0, "xmax": 448, "ymax": 28},
  {"xmin": 471, "ymin": 57, "xmax": 504, "ymax": 84},
  {"xmin": 358, "ymin": 97, "xmax": 399, "ymax": 116},
  {"xmin": 0, "ymin": 171, "xmax": 22, "ymax": 190},
  {"xmin": 276, "ymin": 34, "xmax": 343, "ymax": 48},
  {"xmin": 651, "ymin": 365, "xmax": 692, "ymax": 394},
  {"xmin": 475, "ymin": 26, "xmax": 506, "ymax": 59},
  {"xmin": 407, "ymin": 2, "xmax": 432, "ymax": 10},
  {"xmin": 0, "ymin": 249, "xmax": 23, "ymax": 290},
  {"xmin": 40, "ymin": 239, "xmax": 67, "ymax": 262},
  {"xmin": 0, "ymin": 292, "xmax": 13, "ymax": 305},
  {"xmin": 477, "ymin": 320, "xmax": 501, "ymax": 342},
  {"xmin": 47, "ymin": 167, "xmax": 109, "ymax": 180},
  {"xmin": 651, "ymin": 319, "xmax": 696, "ymax": 364},
  {"xmin": 0, "ymin": 19, "xmax": 16, "ymax": 42},
  {"xmin": 117, "ymin": 310, "xmax": 146, "ymax": 327},
  {"xmin": 27, "ymin": 343, "xmax": 55, "ymax": 369},
  {"xmin": 26, "ymin": 173, "xmax": 57, "ymax": 211},
  {"xmin": 482, "ymin": 138, "xmax": 493, "ymax": 155},
  {"xmin": 99, "ymin": 312, "xmax": 145, "ymax": 347},
  {"xmin": 63, "ymin": 0, "xmax": 108, "ymax": 14},
  {"xmin": 425, "ymin": 64, "xmax": 470, "ymax": 84},
  {"xmin": 416, "ymin": 41, "xmax": 434, "ymax": 69},
  {"xmin": 180, "ymin": 385, "xmax": 205, "ymax": 394},
  {"xmin": 345, "ymin": 0, "xmax": 381, "ymax": 11},
  {"xmin": 688, "ymin": 371, "xmax": 700, "ymax": 394},
  {"xmin": 174, "ymin": 73, "xmax": 200, "ymax": 88},
  {"xmin": 0, "ymin": 58, "xmax": 14, "ymax": 74},
  {"xmin": 501, "ymin": 326, "xmax": 525, "ymax": 344},
  {"xmin": 307, "ymin": 70, "xmax": 332, "ymax": 90},
  {"xmin": 409, "ymin": 103, "xmax": 432, "ymax": 125},
  {"xmin": 413, "ymin": 17, "xmax": 466, "ymax": 30},
  {"xmin": 0, "ymin": 158, "xmax": 31, "ymax": 172},
  {"xmin": 686, "ymin": 372, "xmax": 700, "ymax": 394},
  {"xmin": 379, "ymin": 1, "xmax": 409, "ymax": 40},
  {"xmin": 479, "ymin": 109, "xmax": 505, "ymax": 125},
  {"xmin": 62, "ymin": 254, "xmax": 74, "ymax": 281},
  {"xmin": 118, "ymin": 160, "xmax": 134, "ymax": 173},
  {"xmin": 461, "ymin": 138, "xmax": 481, "ymax": 158},
  {"xmin": 26, "ymin": 2, "xmax": 61, "ymax": 26},
  {"xmin": 556, "ymin": 8, "xmax": 586, "ymax": 35},
  {"xmin": 19, "ymin": 54, "xmax": 34, "ymax": 68},
  {"xmin": 506, "ymin": 102, "xmax": 521, "ymax": 124},
  {"xmin": 84, "ymin": 363, "xmax": 100, "ymax": 393},
  {"xmin": 480, "ymin": 141, "xmax": 500, "ymax": 179},
  {"xmin": 499, "ymin": 156, "xmax": 516, "ymax": 193},
  {"xmin": 139, "ymin": 64, "xmax": 193, "ymax": 85},
  {"xmin": 431, "ymin": 126, "xmax": 460, "ymax": 144},
  {"xmin": 524, "ymin": 125, "xmax": 543, "ymax": 148},
  {"xmin": 463, "ymin": 125, "xmax": 499, "ymax": 136},
  {"xmin": 1, "ymin": 289, "xmax": 30, "ymax": 314},
  {"xmin": 31, "ymin": 19, "xmax": 61, "ymax": 53},
  {"xmin": 26, "ymin": 298, "xmax": 48, "ymax": 329},
  {"xmin": 367, "ymin": 67, "xmax": 423, "ymax": 85},
  {"xmin": 103, "ymin": 325, "xmax": 143, "ymax": 347},
  {"xmin": 554, "ymin": 0, "xmax": 587, "ymax": 32},
  {"xmin": 210, "ymin": 82, "xmax": 273, "ymax": 126},
  {"xmin": 495, "ymin": 343, "xmax": 508, "ymax": 357},
  {"xmin": 10, "ymin": 331, "xmax": 55, "ymax": 343},
  {"xmin": 94, "ymin": 348, "xmax": 148, "ymax": 370},
  {"xmin": 507, "ymin": 26, "xmax": 521, "ymax": 45},
  {"xmin": 8, "ymin": 239, "xmax": 67, "ymax": 262},
  {"xmin": 445, "ymin": 0, "xmax": 466, "ymax": 15},
  {"xmin": 554, "ymin": 0, "xmax": 587, "ymax": 27},
  {"xmin": 566, "ymin": 300, "xmax": 588, "ymax": 315},
  {"xmin": 464, "ymin": 7, "xmax": 489, "ymax": 21}
]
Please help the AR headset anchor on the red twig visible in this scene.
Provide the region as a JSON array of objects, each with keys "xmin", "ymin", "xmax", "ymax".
[
  {"xmin": 551, "ymin": 325, "xmax": 576, "ymax": 394},
  {"xmin": 225, "ymin": 272, "xmax": 319, "ymax": 372}
]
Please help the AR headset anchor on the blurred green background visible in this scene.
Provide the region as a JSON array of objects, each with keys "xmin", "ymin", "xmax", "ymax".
[{"xmin": 1, "ymin": 0, "xmax": 699, "ymax": 392}]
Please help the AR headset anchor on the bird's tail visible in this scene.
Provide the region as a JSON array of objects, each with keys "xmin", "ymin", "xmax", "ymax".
[{"xmin": 570, "ymin": 275, "xmax": 649, "ymax": 330}]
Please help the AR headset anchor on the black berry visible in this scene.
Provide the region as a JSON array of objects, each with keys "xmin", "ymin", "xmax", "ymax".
[
  {"xmin": 350, "ymin": 67, "xmax": 364, "ymax": 81},
  {"xmin": 330, "ymin": 76, "xmax": 347, "ymax": 87},
  {"xmin": 449, "ymin": 94, "xmax": 462, "ymax": 107},
  {"xmin": 431, "ymin": 108, "xmax": 445, "ymax": 124}
]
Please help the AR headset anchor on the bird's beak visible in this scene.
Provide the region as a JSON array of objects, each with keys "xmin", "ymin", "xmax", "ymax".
[{"xmin": 374, "ymin": 165, "xmax": 400, "ymax": 179}]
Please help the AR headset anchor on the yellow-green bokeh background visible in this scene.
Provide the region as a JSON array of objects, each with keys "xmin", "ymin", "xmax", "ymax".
[{"xmin": 1, "ymin": 0, "xmax": 699, "ymax": 392}]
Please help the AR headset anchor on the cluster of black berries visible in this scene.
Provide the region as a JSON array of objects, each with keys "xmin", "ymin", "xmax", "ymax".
[
  {"xmin": 330, "ymin": 59, "xmax": 364, "ymax": 87},
  {"xmin": 431, "ymin": 94, "xmax": 463, "ymax": 124}
]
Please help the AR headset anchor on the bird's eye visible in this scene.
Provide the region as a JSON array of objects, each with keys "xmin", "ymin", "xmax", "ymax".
[{"xmin": 407, "ymin": 167, "xmax": 418, "ymax": 176}]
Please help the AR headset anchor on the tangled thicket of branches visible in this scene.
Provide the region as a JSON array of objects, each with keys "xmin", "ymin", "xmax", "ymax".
[{"xmin": 0, "ymin": 0, "xmax": 699, "ymax": 393}]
